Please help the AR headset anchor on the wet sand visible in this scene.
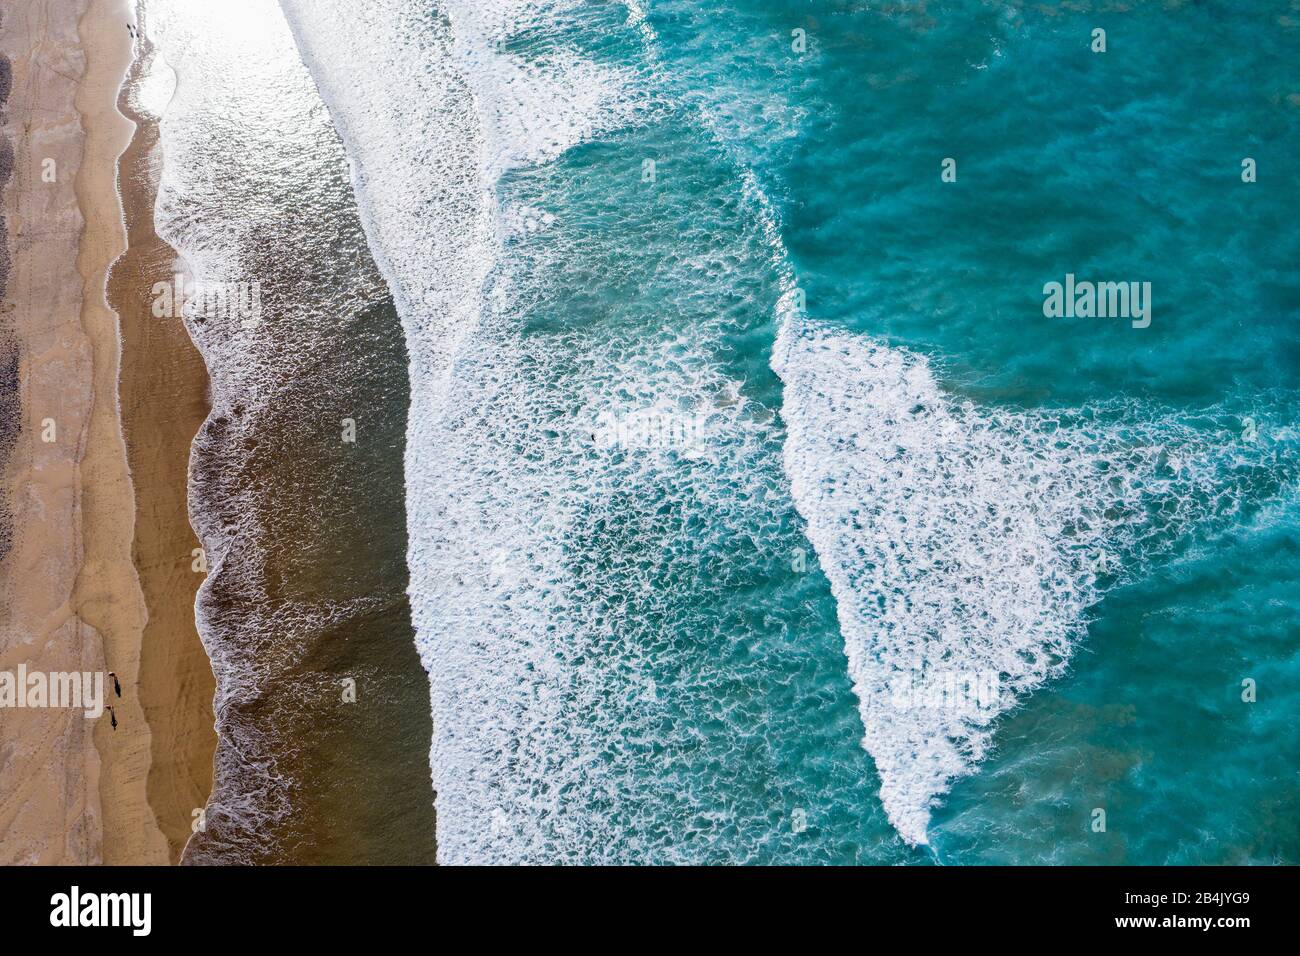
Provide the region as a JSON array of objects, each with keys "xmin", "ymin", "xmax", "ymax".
[
  {"xmin": 108, "ymin": 3, "xmax": 216, "ymax": 863},
  {"xmin": 0, "ymin": 0, "xmax": 212, "ymax": 864},
  {"xmin": 72, "ymin": 0, "xmax": 171, "ymax": 869}
]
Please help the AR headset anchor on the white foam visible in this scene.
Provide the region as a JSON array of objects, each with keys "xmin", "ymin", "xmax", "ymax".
[
  {"xmin": 448, "ymin": 1, "xmax": 643, "ymax": 175},
  {"xmin": 146, "ymin": 0, "xmax": 309, "ymax": 858},
  {"xmin": 281, "ymin": 0, "xmax": 1296, "ymax": 859},
  {"xmin": 772, "ymin": 307, "xmax": 1285, "ymax": 844},
  {"xmin": 147, "ymin": 0, "xmax": 410, "ymax": 860},
  {"xmin": 277, "ymin": 0, "xmax": 641, "ymax": 435},
  {"xmin": 415, "ymin": 328, "xmax": 782, "ymax": 861},
  {"xmin": 278, "ymin": 0, "xmax": 664, "ymax": 863},
  {"xmin": 688, "ymin": 75, "xmax": 1284, "ymax": 849}
]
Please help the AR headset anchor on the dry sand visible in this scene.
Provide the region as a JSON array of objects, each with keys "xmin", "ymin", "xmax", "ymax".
[
  {"xmin": 1, "ymin": 0, "xmax": 113, "ymax": 866},
  {"xmin": 0, "ymin": 0, "xmax": 213, "ymax": 865}
]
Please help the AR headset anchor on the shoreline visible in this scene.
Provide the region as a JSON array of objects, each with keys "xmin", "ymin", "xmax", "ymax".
[
  {"xmin": 109, "ymin": 1, "xmax": 216, "ymax": 863},
  {"xmin": 0, "ymin": 0, "xmax": 212, "ymax": 864},
  {"xmin": 72, "ymin": 0, "xmax": 169, "ymax": 869}
]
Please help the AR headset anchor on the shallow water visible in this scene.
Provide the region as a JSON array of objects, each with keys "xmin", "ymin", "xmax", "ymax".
[
  {"xmin": 160, "ymin": 0, "xmax": 1300, "ymax": 863},
  {"xmin": 146, "ymin": 0, "xmax": 436, "ymax": 864}
]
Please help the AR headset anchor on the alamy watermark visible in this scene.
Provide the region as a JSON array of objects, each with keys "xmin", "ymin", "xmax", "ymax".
[
  {"xmin": 152, "ymin": 273, "xmax": 262, "ymax": 329},
  {"xmin": 888, "ymin": 670, "xmax": 1002, "ymax": 714},
  {"xmin": 590, "ymin": 408, "xmax": 708, "ymax": 456},
  {"xmin": 0, "ymin": 666, "xmax": 105, "ymax": 718},
  {"xmin": 1043, "ymin": 273, "xmax": 1151, "ymax": 329},
  {"xmin": 50, "ymin": 886, "xmax": 151, "ymax": 936}
]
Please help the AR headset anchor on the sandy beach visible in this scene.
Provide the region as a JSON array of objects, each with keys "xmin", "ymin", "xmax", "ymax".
[
  {"xmin": 0, "ymin": 0, "xmax": 212, "ymax": 865},
  {"xmin": 108, "ymin": 2, "xmax": 216, "ymax": 862}
]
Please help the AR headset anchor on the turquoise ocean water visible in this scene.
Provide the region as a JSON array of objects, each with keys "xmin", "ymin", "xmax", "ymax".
[{"xmin": 274, "ymin": 0, "xmax": 1298, "ymax": 863}]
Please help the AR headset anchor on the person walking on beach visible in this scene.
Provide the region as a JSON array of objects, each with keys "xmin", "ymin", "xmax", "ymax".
[
  {"xmin": 107, "ymin": 706, "xmax": 117, "ymax": 731},
  {"xmin": 108, "ymin": 670, "xmax": 121, "ymax": 698}
]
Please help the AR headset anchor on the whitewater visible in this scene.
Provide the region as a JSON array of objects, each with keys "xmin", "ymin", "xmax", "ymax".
[{"xmin": 276, "ymin": 0, "xmax": 1297, "ymax": 858}]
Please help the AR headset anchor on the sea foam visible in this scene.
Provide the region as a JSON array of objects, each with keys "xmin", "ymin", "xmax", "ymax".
[
  {"xmin": 772, "ymin": 305, "xmax": 1292, "ymax": 843},
  {"xmin": 281, "ymin": 0, "xmax": 1297, "ymax": 859},
  {"xmin": 278, "ymin": 0, "xmax": 676, "ymax": 862},
  {"xmin": 150, "ymin": 0, "xmax": 428, "ymax": 861}
]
